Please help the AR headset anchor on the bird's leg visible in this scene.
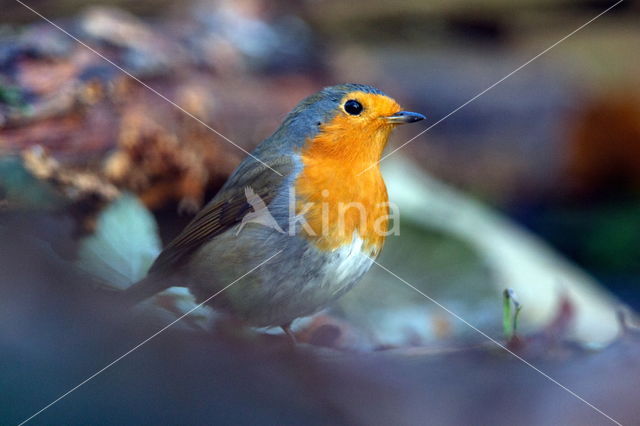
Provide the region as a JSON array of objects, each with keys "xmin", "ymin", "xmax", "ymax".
[{"xmin": 281, "ymin": 322, "xmax": 297, "ymax": 344}]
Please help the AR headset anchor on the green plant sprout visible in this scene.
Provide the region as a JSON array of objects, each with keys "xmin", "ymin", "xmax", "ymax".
[{"xmin": 503, "ymin": 288, "xmax": 522, "ymax": 340}]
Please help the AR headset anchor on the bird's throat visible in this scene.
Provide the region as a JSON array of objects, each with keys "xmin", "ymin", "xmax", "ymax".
[{"xmin": 295, "ymin": 144, "xmax": 390, "ymax": 253}]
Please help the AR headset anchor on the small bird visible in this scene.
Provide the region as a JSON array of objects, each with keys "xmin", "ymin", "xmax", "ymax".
[{"xmin": 123, "ymin": 84, "xmax": 425, "ymax": 338}]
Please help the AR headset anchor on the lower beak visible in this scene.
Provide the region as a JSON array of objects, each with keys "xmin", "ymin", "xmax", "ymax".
[{"xmin": 385, "ymin": 111, "xmax": 426, "ymax": 124}]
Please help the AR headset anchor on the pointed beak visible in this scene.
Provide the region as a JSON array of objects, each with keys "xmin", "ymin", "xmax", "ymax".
[{"xmin": 384, "ymin": 110, "xmax": 426, "ymax": 124}]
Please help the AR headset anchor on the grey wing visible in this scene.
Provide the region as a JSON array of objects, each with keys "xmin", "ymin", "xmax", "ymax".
[{"xmin": 148, "ymin": 156, "xmax": 294, "ymax": 276}]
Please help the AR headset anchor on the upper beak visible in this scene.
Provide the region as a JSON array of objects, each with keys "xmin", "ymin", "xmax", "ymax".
[{"xmin": 385, "ymin": 110, "xmax": 426, "ymax": 124}]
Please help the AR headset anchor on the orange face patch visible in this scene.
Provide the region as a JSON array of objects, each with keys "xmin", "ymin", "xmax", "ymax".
[
  {"xmin": 294, "ymin": 91, "xmax": 402, "ymax": 253},
  {"xmin": 302, "ymin": 91, "xmax": 402, "ymax": 164}
]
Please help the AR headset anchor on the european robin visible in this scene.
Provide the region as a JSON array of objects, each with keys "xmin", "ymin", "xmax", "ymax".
[{"xmin": 123, "ymin": 84, "xmax": 425, "ymax": 337}]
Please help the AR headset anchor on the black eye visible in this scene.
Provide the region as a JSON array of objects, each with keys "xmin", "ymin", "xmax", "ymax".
[{"xmin": 344, "ymin": 99, "xmax": 363, "ymax": 115}]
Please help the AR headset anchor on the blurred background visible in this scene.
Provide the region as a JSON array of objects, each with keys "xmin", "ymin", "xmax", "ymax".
[
  {"xmin": 2, "ymin": 0, "xmax": 639, "ymax": 304},
  {"xmin": 1, "ymin": 0, "xmax": 639, "ymax": 424}
]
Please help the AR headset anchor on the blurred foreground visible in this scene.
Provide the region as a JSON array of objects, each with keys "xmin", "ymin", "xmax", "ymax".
[{"xmin": 1, "ymin": 215, "xmax": 639, "ymax": 424}]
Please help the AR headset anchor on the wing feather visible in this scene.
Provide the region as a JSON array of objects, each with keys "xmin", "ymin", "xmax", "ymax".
[{"xmin": 148, "ymin": 157, "xmax": 294, "ymax": 275}]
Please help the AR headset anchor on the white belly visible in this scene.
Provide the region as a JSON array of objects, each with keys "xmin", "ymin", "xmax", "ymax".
[{"xmin": 315, "ymin": 233, "xmax": 374, "ymax": 297}]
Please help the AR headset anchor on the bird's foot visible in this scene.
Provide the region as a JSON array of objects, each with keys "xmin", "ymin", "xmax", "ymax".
[{"xmin": 281, "ymin": 322, "xmax": 297, "ymax": 345}]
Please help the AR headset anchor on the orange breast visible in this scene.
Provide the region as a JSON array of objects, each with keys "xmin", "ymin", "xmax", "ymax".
[{"xmin": 294, "ymin": 108, "xmax": 394, "ymax": 254}]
